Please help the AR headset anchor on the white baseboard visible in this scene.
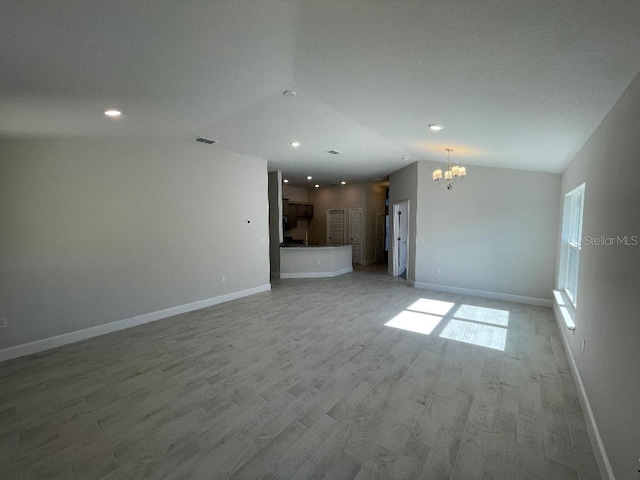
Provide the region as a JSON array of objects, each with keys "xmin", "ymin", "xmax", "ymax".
[
  {"xmin": 413, "ymin": 282, "xmax": 553, "ymax": 307},
  {"xmin": 0, "ymin": 284, "xmax": 272, "ymax": 363},
  {"xmin": 552, "ymin": 304, "xmax": 614, "ymax": 480},
  {"xmin": 281, "ymin": 267, "xmax": 353, "ymax": 279}
]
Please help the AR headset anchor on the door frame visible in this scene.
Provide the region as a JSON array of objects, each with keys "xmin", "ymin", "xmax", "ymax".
[
  {"xmin": 392, "ymin": 200, "xmax": 410, "ymax": 278},
  {"xmin": 326, "ymin": 208, "xmax": 346, "ymax": 246}
]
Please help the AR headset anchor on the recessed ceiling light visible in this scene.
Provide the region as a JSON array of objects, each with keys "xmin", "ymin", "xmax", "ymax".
[
  {"xmin": 307, "ymin": 175, "xmax": 312, "ymax": 180},
  {"xmin": 283, "ymin": 179, "xmax": 289, "ymax": 183},
  {"xmin": 341, "ymin": 181, "xmax": 346, "ymax": 185},
  {"xmin": 314, "ymin": 184, "xmax": 320, "ymax": 188},
  {"xmin": 104, "ymin": 109, "xmax": 122, "ymax": 118},
  {"xmin": 291, "ymin": 141, "xmax": 300, "ymax": 148},
  {"xmin": 428, "ymin": 124, "xmax": 444, "ymax": 131},
  {"xmin": 282, "ymin": 90, "xmax": 296, "ymax": 97}
]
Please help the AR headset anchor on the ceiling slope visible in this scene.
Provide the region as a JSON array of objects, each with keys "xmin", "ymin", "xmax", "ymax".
[{"xmin": 1, "ymin": 0, "xmax": 639, "ymax": 185}]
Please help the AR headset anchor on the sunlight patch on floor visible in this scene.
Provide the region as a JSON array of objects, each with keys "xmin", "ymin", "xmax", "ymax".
[
  {"xmin": 439, "ymin": 318, "xmax": 507, "ymax": 351},
  {"xmin": 384, "ymin": 299, "xmax": 510, "ymax": 351},
  {"xmin": 384, "ymin": 310, "xmax": 443, "ymax": 336},
  {"xmin": 406, "ymin": 298, "xmax": 455, "ymax": 316},
  {"xmin": 452, "ymin": 305, "xmax": 510, "ymax": 327}
]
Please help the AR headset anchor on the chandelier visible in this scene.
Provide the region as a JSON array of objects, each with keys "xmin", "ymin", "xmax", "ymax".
[{"xmin": 433, "ymin": 148, "xmax": 466, "ymax": 190}]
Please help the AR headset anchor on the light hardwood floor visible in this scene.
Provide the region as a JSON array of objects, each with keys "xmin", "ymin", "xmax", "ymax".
[{"xmin": 0, "ymin": 267, "xmax": 600, "ymax": 479}]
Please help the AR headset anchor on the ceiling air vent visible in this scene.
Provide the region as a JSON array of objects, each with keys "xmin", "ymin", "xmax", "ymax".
[
  {"xmin": 327, "ymin": 149, "xmax": 341, "ymax": 155},
  {"xmin": 195, "ymin": 136, "xmax": 217, "ymax": 145}
]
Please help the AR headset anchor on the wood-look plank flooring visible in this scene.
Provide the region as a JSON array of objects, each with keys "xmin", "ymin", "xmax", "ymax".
[{"xmin": 0, "ymin": 266, "xmax": 600, "ymax": 479}]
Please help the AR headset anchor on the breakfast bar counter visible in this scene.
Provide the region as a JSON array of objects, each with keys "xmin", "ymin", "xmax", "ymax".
[{"xmin": 280, "ymin": 245, "xmax": 352, "ymax": 278}]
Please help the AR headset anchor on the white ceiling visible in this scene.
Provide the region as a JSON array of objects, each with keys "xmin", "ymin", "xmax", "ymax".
[{"xmin": 2, "ymin": 0, "xmax": 640, "ymax": 187}]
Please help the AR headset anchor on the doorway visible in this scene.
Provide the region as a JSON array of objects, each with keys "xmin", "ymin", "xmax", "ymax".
[{"xmin": 392, "ymin": 201, "xmax": 409, "ymax": 279}]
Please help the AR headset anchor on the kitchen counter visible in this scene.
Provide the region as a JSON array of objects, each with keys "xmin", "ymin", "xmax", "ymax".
[
  {"xmin": 281, "ymin": 244, "xmax": 338, "ymax": 248},
  {"xmin": 280, "ymin": 245, "xmax": 352, "ymax": 278}
]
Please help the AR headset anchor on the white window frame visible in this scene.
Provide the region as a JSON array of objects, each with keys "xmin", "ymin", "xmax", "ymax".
[{"xmin": 559, "ymin": 183, "xmax": 585, "ymax": 309}]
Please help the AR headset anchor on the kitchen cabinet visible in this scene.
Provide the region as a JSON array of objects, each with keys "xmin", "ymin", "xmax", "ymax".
[
  {"xmin": 292, "ymin": 203, "xmax": 314, "ymax": 218},
  {"xmin": 282, "ymin": 199, "xmax": 297, "ymax": 229},
  {"xmin": 282, "ymin": 200, "xmax": 313, "ymax": 231}
]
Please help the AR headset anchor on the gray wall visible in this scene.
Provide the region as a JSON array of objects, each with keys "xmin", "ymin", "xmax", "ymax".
[
  {"xmin": 557, "ymin": 72, "xmax": 640, "ymax": 479},
  {"xmin": 364, "ymin": 183, "xmax": 387, "ymax": 264},
  {"xmin": 414, "ymin": 162, "xmax": 560, "ymax": 301},
  {"xmin": 308, "ymin": 183, "xmax": 367, "ymax": 247},
  {"xmin": 290, "ymin": 182, "xmax": 385, "ymax": 263},
  {"xmin": 0, "ymin": 137, "xmax": 270, "ymax": 350},
  {"xmin": 388, "ymin": 163, "xmax": 418, "ymax": 281}
]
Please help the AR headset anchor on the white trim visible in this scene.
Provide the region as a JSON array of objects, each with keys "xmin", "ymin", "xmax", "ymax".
[
  {"xmin": 553, "ymin": 290, "xmax": 576, "ymax": 330},
  {"xmin": 559, "ymin": 182, "xmax": 585, "ymax": 304},
  {"xmin": 552, "ymin": 307, "xmax": 614, "ymax": 480},
  {"xmin": 0, "ymin": 284, "xmax": 271, "ymax": 363},
  {"xmin": 413, "ymin": 282, "xmax": 552, "ymax": 307},
  {"xmin": 566, "ymin": 182, "xmax": 587, "ymax": 198},
  {"xmin": 280, "ymin": 267, "xmax": 353, "ymax": 279}
]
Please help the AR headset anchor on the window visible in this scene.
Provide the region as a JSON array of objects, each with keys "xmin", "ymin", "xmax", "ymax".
[{"xmin": 561, "ymin": 184, "xmax": 585, "ymax": 307}]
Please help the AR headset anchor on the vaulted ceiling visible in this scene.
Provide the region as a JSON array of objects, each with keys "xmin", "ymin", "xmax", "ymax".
[{"xmin": 2, "ymin": 1, "xmax": 640, "ymax": 186}]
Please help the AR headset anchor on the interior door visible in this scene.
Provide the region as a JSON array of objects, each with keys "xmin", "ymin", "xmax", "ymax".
[
  {"xmin": 326, "ymin": 209, "xmax": 346, "ymax": 246},
  {"xmin": 393, "ymin": 201, "xmax": 409, "ymax": 277},
  {"xmin": 398, "ymin": 204, "xmax": 408, "ymax": 275},
  {"xmin": 349, "ymin": 207, "xmax": 363, "ymax": 264}
]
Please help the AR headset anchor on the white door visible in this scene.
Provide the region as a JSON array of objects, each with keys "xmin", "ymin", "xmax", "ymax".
[
  {"xmin": 326, "ymin": 209, "xmax": 346, "ymax": 246},
  {"xmin": 349, "ymin": 207, "xmax": 363, "ymax": 265},
  {"xmin": 393, "ymin": 201, "xmax": 409, "ymax": 277}
]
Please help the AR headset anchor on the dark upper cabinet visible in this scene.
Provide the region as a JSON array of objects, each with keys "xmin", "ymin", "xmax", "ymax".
[
  {"xmin": 282, "ymin": 199, "xmax": 296, "ymax": 230},
  {"xmin": 296, "ymin": 204, "xmax": 314, "ymax": 218},
  {"xmin": 282, "ymin": 200, "xmax": 313, "ymax": 230}
]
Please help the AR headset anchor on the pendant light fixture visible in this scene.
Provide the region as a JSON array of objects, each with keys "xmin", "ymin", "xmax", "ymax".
[{"xmin": 433, "ymin": 148, "xmax": 466, "ymax": 190}]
